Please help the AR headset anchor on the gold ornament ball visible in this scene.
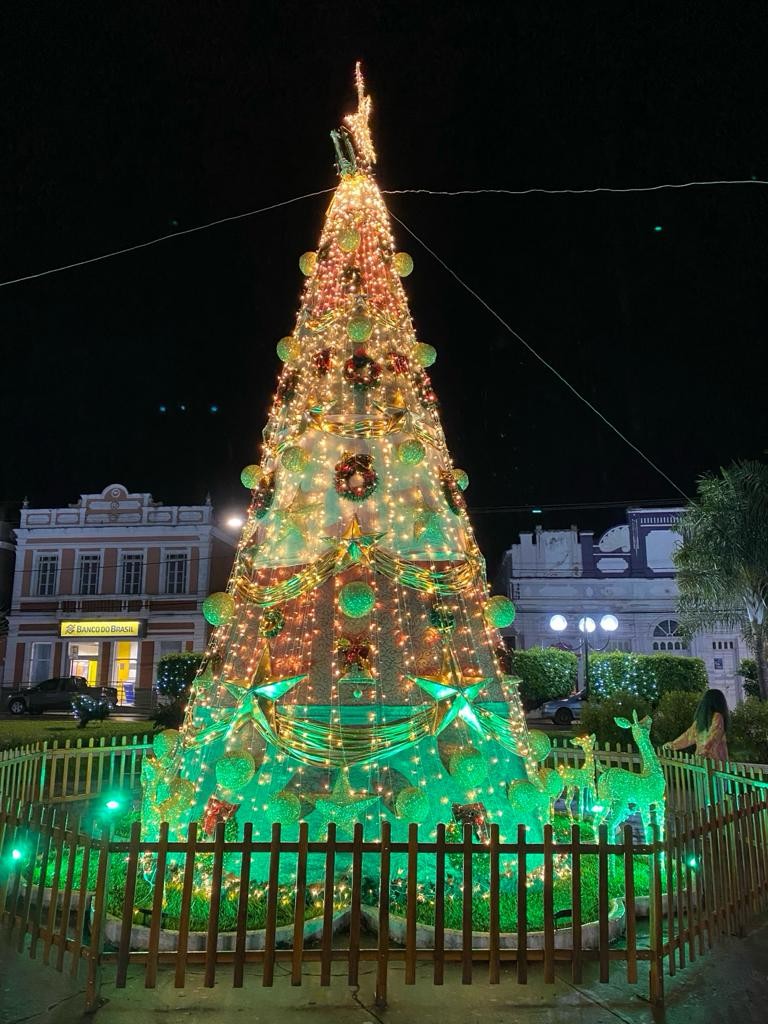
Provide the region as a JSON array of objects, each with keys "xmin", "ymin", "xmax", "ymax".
[
  {"xmin": 152, "ymin": 729, "xmax": 180, "ymax": 762},
  {"xmin": 414, "ymin": 342, "xmax": 437, "ymax": 368},
  {"xmin": 347, "ymin": 316, "xmax": 373, "ymax": 342},
  {"xmin": 337, "ymin": 226, "xmax": 361, "ymax": 252},
  {"xmin": 339, "ymin": 580, "xmax": 376, "ymax": 618},
  {"xmin": 453, "ymin": 468, "xmax": 469, "ymax": 491},
  {"xmin": 215, "ymin": 749, "xmax": 256, "ymax": 792},
  {"xmin": 276, "ymin": 336, "xmax": 301, "ymax": 363},
  {"xmin": 299, "ymin": 251, "xmax": 317, "ymax": 276},
  {"xmin": 393, "ymin": 251, "xmax": 414, "ymax": 276},
  {"xmin": 203, "ymin": 592, "xmax": 236, "ymax": 626},
  {"xmin": 448, "ymin": 747, "xmax": 488, "ymax": 788},
  {"xmin": 240, "ymin": 464, "xmax": 262, "ymax": 489},
  {"xmin": 484, "ymin": 595, "xmax": 517, "ymax": 629},
  {"xmin": 527, "ymin": 729, "xmax": 553, "ymax": 764},
  {"xmin": 281, "ymin": 446, "xmax": 309, "ymax": 473},
  {"xmin": 397, "ymin": 438, "xmax": 426, "ymax": 465},
  {"xmin": 395, "ymin": 786, "xmax": 431, "ymax": 823},
  {"xmin": 267, "ymin": 790, "xmax": 302, "ymax": 825}
]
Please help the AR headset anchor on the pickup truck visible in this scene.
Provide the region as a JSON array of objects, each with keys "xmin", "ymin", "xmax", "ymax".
[{"xmin": 5, "ymin": 676, "xmax": 119, "ymax": 715}]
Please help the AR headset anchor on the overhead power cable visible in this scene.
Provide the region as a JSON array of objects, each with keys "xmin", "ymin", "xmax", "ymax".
[
  {"xmin": 389, "ymin": 210, "xmax": 691, "ymax": 502},
  {"xmin": 382, "ymin": 178, "xmax": 768, "ymax": 196},
  {"xmin": 0, "ymin": 187, "xmax": 336, "ymax": 289},
  {"xmin": 0, "ymin": 177, "xmax": 765, "ymax": 290}
]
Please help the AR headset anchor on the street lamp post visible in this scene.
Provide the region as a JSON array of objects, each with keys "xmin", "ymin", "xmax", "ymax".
[{"xmin": 548, "ymin": 613, "xmax": 619, "ymax": 699}]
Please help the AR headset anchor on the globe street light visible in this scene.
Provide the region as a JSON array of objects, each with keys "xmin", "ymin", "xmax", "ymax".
[{"xmin": 548, "ymin": 613, "xmax": 619, "ymax": 699}]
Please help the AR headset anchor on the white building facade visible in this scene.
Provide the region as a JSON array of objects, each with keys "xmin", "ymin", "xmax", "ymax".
[
  {"xmin": 497, "ymin": 508, "xmax": 747, "ymax": 706},
  {"xmin": 3, "ymin": 484, "xmax": 237, "ymax": 706}
]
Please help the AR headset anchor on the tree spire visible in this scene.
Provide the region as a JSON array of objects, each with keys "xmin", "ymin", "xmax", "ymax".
[{"xmin": 344, "ymin": 61, "xmax": 376, "ymax": 169}]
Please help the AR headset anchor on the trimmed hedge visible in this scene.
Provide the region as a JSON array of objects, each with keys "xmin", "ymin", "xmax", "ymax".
[
  {"xmin": 730, "ymin": 697, "xmax": 768, "ymax": 763},
  {"xmin": 650, "ymin": 690, "xmax": 702, "ymax": 747},
  {"xmin": 579, "ymin": 694, "xmax": 653, "ymax": 748},
  {"xmin": 157, "ymin": 652, "xmax": 204, "ymax": 699},
  {"xmin": 508, "ymin": 648, "xmax": 578, "ymax": 709},
  {"xmin": 589, "ymin": 651, "xmax": 707, "ymax": 707}
]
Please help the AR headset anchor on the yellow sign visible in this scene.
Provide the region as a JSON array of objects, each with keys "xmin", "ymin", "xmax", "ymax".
[{"xmin": 60, "ymin": 620, "xmax": 143, "ymax": 638}]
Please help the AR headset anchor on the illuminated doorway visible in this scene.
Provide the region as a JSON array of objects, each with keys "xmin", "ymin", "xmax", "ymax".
[
  {"xmin": 68, "ymin": 642, "xmax": 100, "ymax": 685},
  {"xmin": 112, "ymin": 640, "xmax": 138, "ymax": 705}
]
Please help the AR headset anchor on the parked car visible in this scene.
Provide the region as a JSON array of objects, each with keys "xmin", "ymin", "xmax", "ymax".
[
  {"xmin": 5, "ymin": 676, "xmax": 119, "ymax": 715},
  {"xmin": 540, "ymin": 691, "xmax": 586, "ymax": 727}
]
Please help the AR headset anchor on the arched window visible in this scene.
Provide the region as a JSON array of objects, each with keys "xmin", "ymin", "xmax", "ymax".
[{"xmin": 652, "ymin": 619, "xmax": 687, "ymax": 652}]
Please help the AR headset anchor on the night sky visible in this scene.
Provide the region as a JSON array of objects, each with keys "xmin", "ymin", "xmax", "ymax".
[{"xmin": 2, "ymin": 3, "xmax": 766, "ymax": 574}]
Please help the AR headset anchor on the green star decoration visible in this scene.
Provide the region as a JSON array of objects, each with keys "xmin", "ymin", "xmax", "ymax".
[
  {"xmin": 187, "ymin": 645, "xmax": 306, "ymax": 747},
  {"xmin": 408, "ymin": 645, "xmax": 493, "ymax": 736},
  {"xmin": 324, "ymin": 514, "xmax": 385, "ymax": 567},
  {"xmin": 308, "ymin": 769, "xmax": 380, "ymax": 837}
]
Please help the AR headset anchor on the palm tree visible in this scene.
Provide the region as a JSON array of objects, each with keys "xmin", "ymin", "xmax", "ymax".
[{"xmin": 674, "ymin": 460, "xmax": 768, "ymax": 700}]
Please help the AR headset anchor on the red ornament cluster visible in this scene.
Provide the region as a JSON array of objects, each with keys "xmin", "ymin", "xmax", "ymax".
[
  {"xmin": 277, "ymin": 370, "xmax": 299, "ymax": 403},
  {"xmin": 253, "ymin": 471, "xmax": 276, "ymax": 519},
  {"xmin": 440, "ymin": 468, "xmax": 466, "ymax": 516},
  {"xmin": 385, "ymin": 349, "xmax": 410, "ymax": 375},
  {"xmin": 202, "ymin": 795, "xmax": 239, "ymax": 836},
  {"xmin": 413, "ymin": 369, "xmax": 438, "ymax": 407},
  {"xmin": 312, "ymin": 347, "xmax": 332, "ymax": 375}
]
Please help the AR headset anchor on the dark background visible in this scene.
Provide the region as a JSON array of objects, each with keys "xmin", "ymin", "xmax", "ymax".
[{"xmin": 2, "ymin": 2, "xmax": 766, "ymax": 574}]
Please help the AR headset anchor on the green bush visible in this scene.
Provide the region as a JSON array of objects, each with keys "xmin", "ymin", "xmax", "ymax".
[
  {"xmin": 738, "ymin": 658, "xmax": 760, "ymax": 700},
  {"xmin": 509, "ymin": 648, "xmax": 578, "ymax": 709},
  {"xmin": 649, "ymin": 690, "xmax": 701, "ymax": 747},
  {"xmin": 644, "ymin": 654, "xmax": 708, "ymax": 697},
  {"xmin": 729, "ymin": 698, "xmax": 768, "ymax": 763},
  {"xmin": 589, "ymin": 652, "xmax": 658, "ymax": 704},
  {"xmin": 156, "ymin": 652, "xmax": 204, "ymax": 699},
  {"xmin": 579, "ymin": 694, "xmax": 652, "ymax": 748}
]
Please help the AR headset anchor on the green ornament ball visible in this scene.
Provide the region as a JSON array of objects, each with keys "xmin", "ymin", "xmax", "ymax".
[
  {"xmin": 453, "ymin": 468, "xmax": 469, "ymax": 491},
  {"xmin": 338, "ymin": 226, "xmax": 361, "ymax": 252},
  {"xmin": 484, "ymin": 595, "xmax": 516, "ymax": 629},
  {"xmin": 276, "ymin": 336, "xmax": 301, "ymax": 363},
  {"xmin": 339, "ymin": 580, "xmax": 376, "ymax": 619},
  {"xmin": 352, "ymin": 688, "xmax": 363, "ymax": 699},
  {"xmin": 215, "ymin": 749, "xmax": 256, "ymax": 792},
  {"xmin": 203, "ymin": 592, "xmax": 236, "ymax": 626},
  {"xmin": 393, "ymin": 251, "xmax": 414, "ymax": 277},
  {"xmin": 414, "ymin": 342, "xmax": 437, "ymax": 368},
  {"xmin": 266, "ymin": 789, "xmax": 301, "ymax": 825},
  {"xmin": 240, "ymin": 464, "xmax": 262, "ymax": 489},
  {"xmin": 347, "ymin": 316, "xmax": 373, "ymax": 343},
  {"xmin": 281, "ymin": 445, "xmax": 309, "ymax": 473},
  {"xmin": 395, "ymin": 786, "xmax": 431, "ymax": 823},
  {"xmin": 448, "ymin": 746, "xmax": 487, "ymax": 788},
  {"xmin": 527, "ymin": 729, "xmax": 553, "ymax": 764},
  {"xmin": 397, "ymin": 438, "xmax": 426, "ymax": 465},
  {"xmin": 299, "ymin": 251, "xmax": 317, "ymax": 276},
  {"xmin": 152, "ymin": 729, "xmax": 180, "ymax": 762}
]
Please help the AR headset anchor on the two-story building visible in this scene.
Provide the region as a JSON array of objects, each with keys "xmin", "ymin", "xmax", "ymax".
[
  {"xmin": 496, "ymin": 507, "xmax": 748, "ymax": 706},
  {"xmin": 3, "ymin": 484, "xmax": 237, "ymax": 706}
]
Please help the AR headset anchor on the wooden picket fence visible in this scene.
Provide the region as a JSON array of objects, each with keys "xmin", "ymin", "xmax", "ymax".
[
  {"xmin": 0, "ymin": 735, "xmax": 151, "ymax": 807},
  {"xmin": 1, "ymin": 738, "xmax": 768, "ymax": 1010},
  {"xmin": 1, "ymin": 784, "xmax": 768, "ymax": 1010}
]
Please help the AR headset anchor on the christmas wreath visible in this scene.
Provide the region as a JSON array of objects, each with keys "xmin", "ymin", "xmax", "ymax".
[
  {"xmin": 335, "ymin": 452, "xmax": 378, "ymax": 502},
  {"xmin": 440, "ymin": 468, "xmax": 466, "ymax": 516},
  {"xmin": 253, "ymin": 471, "xmax": 276, "ymax": 518},
  {"xmin": 385, "ymin": 349, "xmax": 410, "ymax": 375},
  {"xmin": 277, "ymin": 370, "xmax": 299, "ymax": 404},
  {"xmin": 312, "ymin": 347, "xmax": 332, "ymax": 376},
  {"xmin": 343, "ymin": 348, "xmax": 382, "ymax": 390},
  {"xmin": 413, "ymin": 369, "xmax": 438, "ymax": 408}
]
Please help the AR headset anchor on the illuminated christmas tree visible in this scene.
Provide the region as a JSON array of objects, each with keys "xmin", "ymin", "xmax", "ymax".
[{"xmin": 142, "ymin": 66, "xmax": 539, "ymax": 867}]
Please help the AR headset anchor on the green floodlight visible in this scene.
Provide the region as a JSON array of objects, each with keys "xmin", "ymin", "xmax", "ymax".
[
  {"xmin": 591, "ymin": 804, "xmax": 605, "ymax": 813},
  {"xmin": 687, "ymin": 856, "xmax": 698, "ymax": 870},
  {"xmin": 105, "ymin": 799, "xmax": 121, "ymax": 811},
  {"xmin": 653, "ymin": 225, "xmax": 663, "ymax": 232},
  {"xmin": 11, "ymin": 848, "xmax": 23, "ymax": 861}
]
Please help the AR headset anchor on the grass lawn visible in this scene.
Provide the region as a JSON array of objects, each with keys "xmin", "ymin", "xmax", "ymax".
[{"xmin": 0, "ymin": 717, "xmax": 155, "ymax": 751}]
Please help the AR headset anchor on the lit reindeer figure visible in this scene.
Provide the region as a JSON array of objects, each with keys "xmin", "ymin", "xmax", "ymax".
[
  {"xmin": 558, "ymin": 733, "xmax": 600, "ymax": 820},
  {"xmin": 595, "ymin": 710, "xmax": 666, "ymax": 840}
]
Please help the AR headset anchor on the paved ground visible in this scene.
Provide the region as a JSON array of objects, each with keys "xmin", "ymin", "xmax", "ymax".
[{"xmin": 2, "ymin": 917, "xmax": 767, "ymax": 1024}]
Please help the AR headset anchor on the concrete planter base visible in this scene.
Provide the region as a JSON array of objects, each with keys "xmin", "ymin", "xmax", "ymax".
[
  {"xmin": 359, "ymin": 899, "xmax": 626, "ymax": 950},
  {"xmin": 103, "ymin": 909, "xmax": 350, "ymax": 953}
]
